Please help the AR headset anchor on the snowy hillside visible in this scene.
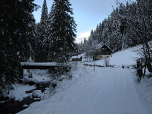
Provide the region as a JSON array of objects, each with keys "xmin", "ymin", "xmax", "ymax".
[{"xmin": 84, "ymin": 46, "xmax": 141, "ymax": 67}]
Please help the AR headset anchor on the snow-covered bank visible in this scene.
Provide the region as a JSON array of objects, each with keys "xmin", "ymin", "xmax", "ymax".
[
  {"xmin": 17, "ymin": 62, "xmax": 94, "ymax": 114},
  {"xmin": 5, "ymin": 69, "xmax": 52, "ymax": 101},
  {"xmin": 11, "ymin": 84, "xmax": 36, "ymax": 101},
  {"xmin": 23, "ymin": 69, "xmax": 52, "ymax": 82},
  {"xmin": 18, "ymin": 66, "xmax": 150, "ymax": 114},
  {"xmin": 135, "ymin": 76, "xmax": 152, "ymax": 114}
]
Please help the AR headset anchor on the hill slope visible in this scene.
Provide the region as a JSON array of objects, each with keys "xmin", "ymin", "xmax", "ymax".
[{"xmin": 84, "ymin": 46, "xmax": 141, "ymax": 66}]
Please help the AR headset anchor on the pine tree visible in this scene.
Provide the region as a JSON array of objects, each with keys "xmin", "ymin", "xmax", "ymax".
[
  {"xmin": 34, "ymin": 23, "xmax": 42, "ymax": 62},
  {"xmin": 97, "ymin": 22, "xmax": 103, "ymax": 43},
  {"xmin": 37, "ymin": 0, "xmax": 49, "ymax": 62},
  {"xmin": 48, "ymin": 2, "xmax": 55, "ymax": 61},
  {"xmin": 49, "ymin": 0, "xmax": 77, "ymax": 62},
  {"xmin": 0, "ymin": 0, "xmax": 38, "ymax": 89},
  {"xmin": 30, "ymin": 21, "xmax": 38, "ymax": 61},
  {"xmin": 84, "ymin": 37, "xmax": 87, "ymax": 44}
]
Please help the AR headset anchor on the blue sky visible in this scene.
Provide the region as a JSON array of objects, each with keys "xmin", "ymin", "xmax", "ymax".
[{"xmin": 33, "ymin": 0, "xmax": 133, "ymax": 43}]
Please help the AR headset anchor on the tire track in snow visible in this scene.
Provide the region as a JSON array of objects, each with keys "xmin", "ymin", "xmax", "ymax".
[{"xmin": 59, "ymin": 68, "xmax": 148, "ymax": 114}]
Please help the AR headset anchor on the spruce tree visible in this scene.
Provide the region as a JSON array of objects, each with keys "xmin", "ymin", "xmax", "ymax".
[
  {"xmin": 34, "ymin": 23, "xmax": 42, "ymax": 62},
  {"xmin": 49, "ymin": 0, "xmax": 77, "ymax": 62},
  {"xmin": 30, "ymin": 21, "xmax": 37, "ymax": 61},
  {"xmin": 37, "ymin": 0, "xmax": 49, "ymax": 62},
  {"xmin": 0, "ymin": 0, "xmax": 38, "ymax": 89}
]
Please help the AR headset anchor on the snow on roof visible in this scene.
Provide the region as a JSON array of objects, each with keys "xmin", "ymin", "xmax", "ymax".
[
  {"xmin": 71, "ymin": 53, "xmax": 86, "ymax": 59},
  {"xmin": 95, "ymin": 43, "xmax": 112, "ymax": 52},
  {"xmin": 71, "ymin": 56, "xmax": 81, "ymax": 59},
  {"xmin": 100, "ymin": 44, "xmax": 112, "ymax": 52},
  {"xmin": 21, "ymin": 62, "xmax": 66, "ymax": 66}
]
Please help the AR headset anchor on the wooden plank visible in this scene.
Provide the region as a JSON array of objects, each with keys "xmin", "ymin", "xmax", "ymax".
[
  {"xmin": 21, "ymin": 65, "xmax": 71, "ymax": 72},
  {"xmin": 22, "ymin": 65, "xmax": 57, "ymax": 69}
]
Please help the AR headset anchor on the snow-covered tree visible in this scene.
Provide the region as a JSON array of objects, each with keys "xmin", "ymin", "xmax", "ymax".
[
  {"xmin": 136, "ymin": 0, "xmax": 152, "ymax": 75},
  {"xmin": 0, "ymin": 0, "xmax": 38, "ymax": 89},
  {"xmin": 48, "ymin": 0, "xmax": 77, "ymax": 62},
  {"xmin": 36, "ymin": 0, "xmax": 49, "ymax": 62}
]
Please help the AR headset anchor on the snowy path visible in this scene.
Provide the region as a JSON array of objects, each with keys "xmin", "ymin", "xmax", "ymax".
[
  {"xmin": 18, "ymin": 67, "xmax": 148, "ymax": 114},
  {"xmin": 58, "ymin": 68, "xmax": 147, "ymax": 114}
]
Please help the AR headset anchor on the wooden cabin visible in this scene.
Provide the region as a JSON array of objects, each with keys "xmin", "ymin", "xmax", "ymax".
[{"xmin": 94, "ymin": 45, "xmax": 112, "ymax": 60}]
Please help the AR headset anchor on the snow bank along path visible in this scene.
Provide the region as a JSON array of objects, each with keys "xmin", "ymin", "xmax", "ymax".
[{"xmin": 18, "ymin": 67, "xmax": 148, "ymax": 114}]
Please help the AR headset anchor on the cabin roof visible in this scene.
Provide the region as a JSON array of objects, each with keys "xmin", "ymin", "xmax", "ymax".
[{"xmin": 100, "ymin": 45, "xmax": 112, "ymax": 52}]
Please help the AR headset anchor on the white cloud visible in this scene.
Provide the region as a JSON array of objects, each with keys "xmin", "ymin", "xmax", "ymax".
[{"xmin": 75, "ymin": 29, "xmax": 95, "ymax": 44}]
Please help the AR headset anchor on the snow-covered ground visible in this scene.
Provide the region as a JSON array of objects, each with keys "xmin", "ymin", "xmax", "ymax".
[
  {"xmin": 18, "ymin": 66, "xmax": 151, "ymax": 114},
  {"xmin": 7, "ymin": 69, "xmax": 52, "ymax": 101},
  {"xmin": 23, "ymin": 69, "xmax": 52, "ymax": 82},
  {"xmin": 16, "ymin": 46, "xmax": 152, "ymax": 114},
  {"xmin": 10, "ymin": 84, "xmax": 36, "ymax": 101},
  {"xmin": 84, "ymin": 46, "xmax": 141, "ymax": 67}
]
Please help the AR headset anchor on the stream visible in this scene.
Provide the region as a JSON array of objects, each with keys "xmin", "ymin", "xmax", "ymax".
[{"xmin": 0, "ymin": 81, "xmax": 52, "ymax": 114}]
